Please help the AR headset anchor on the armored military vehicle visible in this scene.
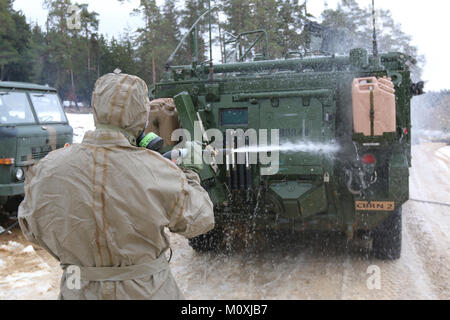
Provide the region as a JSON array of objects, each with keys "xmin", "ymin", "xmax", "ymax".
[
  {"xmin": 0, "ymin": 82, "xmax": 73, "ymax": 221},
  {"xmin": 151, "ymin": 9, "xmax": 424, "ymax": 260}
]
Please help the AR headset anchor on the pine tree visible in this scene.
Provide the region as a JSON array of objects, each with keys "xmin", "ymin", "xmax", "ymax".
[
  {"xmin": 2, "ymin": 0, "xmax": 425, "ymax": 103},
  {"xmin": 277, "ymin": 0, "xmax": 308, "ymax": 57},
  {"xmin": 221, "ymin": 0, "xmax": 309, "ymax": 60},
  {"xmin": 321, "ymin": 0, "xmax": 424, "ymax": 79},
  {"xmin": 44, "ymin": 0, "xmax": 77, "ymax": 101},
  {"xmin": 134, "ymin": 0, "xmax": 165, "ymax": 84},
  {"xmin": 221, "ymin": 0, "xmax": 251, "ymax": 35},
  {"xmin": 250, "ymin": 0, "xmax": 281, "ymax": 58},
  {"xmin": 0, "ymin": 0, "xmax": 32, "ymax": 81},
  {"xmin": 101, "ymin": 35, "xmax": 137, "ymax": 77},
  {"xmin": 79, "ymin": 4, "xmax": 99, "ymax": 98},
  {"xmin": 160, "ymin": 0, "xmax": 182, "ymax": 65},
  {"xmin": 180, "ymin": 0, "xmax": 209, "ymax": 63},
  {"xmin": 28, "ymin": 25, "xmax": 47, "ymax": 84}
]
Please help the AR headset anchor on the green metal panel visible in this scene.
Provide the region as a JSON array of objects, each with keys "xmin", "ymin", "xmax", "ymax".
[
  {"xmin": 299, "ymin": 184, "xmax": 328, "ymax": 218},
  {"xmin": 0, "ymin": 182, "xmax": 24, "ymax": 197},
  {"xmin": 173, "ymin": 92, "xmax": 198, "ymax": 137},
  {"xmin": 259, "ymin": 96, "xmax": 324, "ymax": 168},
  {"xmin": 269, "ymin": 181, "xmax": 313, "ymax": 218},
  {"xmin": 268, "ymin": 181, "xmax": 328, "ymax": 219},
  {"xmin": 389, "ymin": 151, "xmax": 410, "ymax": 204},
  {"xmin": 173, "ymin": 91, "xmax": 216, "ymax": 182}
]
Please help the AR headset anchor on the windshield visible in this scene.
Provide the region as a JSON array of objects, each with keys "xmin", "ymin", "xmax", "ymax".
[
  {"xmin": 30, "ymin": 93, "xmax": 67, "ymax": 123},
  {"xmin": 0, "ymin": 92, "xmax": 36, "ymax": 125}
]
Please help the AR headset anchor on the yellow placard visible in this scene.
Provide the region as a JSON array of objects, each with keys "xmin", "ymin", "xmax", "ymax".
[{"xmin": 355, "ymin": 201, "xmax": 395, "ymax": 211}]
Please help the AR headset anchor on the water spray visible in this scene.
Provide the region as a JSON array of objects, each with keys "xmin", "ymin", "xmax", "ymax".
[{"xmin": 232, "ymin": 141, "xmax": 341, "ymax": 154}]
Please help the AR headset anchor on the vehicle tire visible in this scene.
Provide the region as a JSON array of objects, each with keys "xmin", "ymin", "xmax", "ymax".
[
  {"xmin": 188, "ymin": 229, "xmax": 223, "ymax": 252},
  {"xmin": 372, "ymin": 207, "xmax": 402, "ymax": 260},
  {"xmin": 3, "ymin": 196, "xmax": 22, "ymax": 217}
]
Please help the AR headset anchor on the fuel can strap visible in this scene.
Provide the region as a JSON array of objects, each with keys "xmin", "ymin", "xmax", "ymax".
[{"xmin": 370, "ymin": 87, "xmax": 375, "ymax": 136}]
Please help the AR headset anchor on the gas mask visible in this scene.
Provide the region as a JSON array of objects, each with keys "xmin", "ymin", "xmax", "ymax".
[
  {"xmin": 136, "ymin": 117, "xmax": 164, "ymax": 153},
  {"xmin": 137, "ymin": 128, "xmax": 187, "ymax": 161},
  {"xmin": 137, "ymin": 131, "xmax": 164, "ymax": 153}
]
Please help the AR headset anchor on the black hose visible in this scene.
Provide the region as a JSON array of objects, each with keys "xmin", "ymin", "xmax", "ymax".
[
  {"xmin": 0, "ymin": 220, "xmax": 19, "ymax": 236},
  {"xmin": 345, "ymin": 169, "xmax": 362, "ymax": 195},
  {"xmin": 232, "ymin": 165, "xmax": 238, "ymax": 190},
  {"xmin": 238, "ymin": 164, "xmax": 245, "ymax": 191},
  {"xmin": 409, "ymin": 199, "xmax": 450, "ymax": 207}
]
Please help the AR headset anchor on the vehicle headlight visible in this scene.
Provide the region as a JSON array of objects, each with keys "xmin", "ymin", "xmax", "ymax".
[{"xmin": 16, "ymin": 168, "xmax": 24, "ymax": 181}]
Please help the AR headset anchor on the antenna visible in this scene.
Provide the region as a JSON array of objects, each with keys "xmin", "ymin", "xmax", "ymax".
[
  {"xmin": 208, "ymin": 0, "xmax": 214, "ymax": 82},
  {"xmin": 209, "ymin": 0, "xmax": 213, "ymax": 62},
  {"xmin": 372, "ymin": 0, "xmax": 378, "ymax": 57},
  {"xmin": 165, "ymin": 8, "xmax": 214, "ymax": 71}
]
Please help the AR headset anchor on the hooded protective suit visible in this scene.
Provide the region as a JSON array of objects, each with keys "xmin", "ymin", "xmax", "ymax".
[{"xmin": 18, "ymin": 72, "xmax": 215, "ymax": 300}]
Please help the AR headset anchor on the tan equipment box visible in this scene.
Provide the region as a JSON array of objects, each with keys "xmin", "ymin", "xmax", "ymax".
[{"xmin": 145, "ymin": 98, "xmax": 180, "ymax": 147}]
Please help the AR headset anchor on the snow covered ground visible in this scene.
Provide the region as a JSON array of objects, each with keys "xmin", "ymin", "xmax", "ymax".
[
  {"xmin": 67, "ymin": 113, "xmax": 95, "ymax": 144},
  {"xmin": 0, "ymin": 113, "xmax": 449, "ymax": 300},
  {"xmin": 0, "ymin": 240, "xmax": 61, "ymax": 300}
]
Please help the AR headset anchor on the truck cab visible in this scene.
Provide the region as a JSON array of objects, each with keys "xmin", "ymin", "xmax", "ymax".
[{"xmin": 0, "ymin": 81, "xmax": 73, "ymax": 216}]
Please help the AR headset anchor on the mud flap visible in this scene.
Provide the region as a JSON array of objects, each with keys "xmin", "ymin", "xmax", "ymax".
[{"xmin": 389, "ymin": 152, "xmax": 410, "ymax": 205}]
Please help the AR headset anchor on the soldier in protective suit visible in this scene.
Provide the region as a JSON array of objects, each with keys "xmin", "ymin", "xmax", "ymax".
[{"xmin": 18, "ymin": 72, "xmax": 215, "ymax": 300}]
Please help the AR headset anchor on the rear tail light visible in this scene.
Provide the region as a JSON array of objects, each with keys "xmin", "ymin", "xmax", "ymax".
[
  {"xmin": 361, "ymin": 154, "xmax": 375, "ymax": 164},
  {"xmin": 0, "ymin": 158, "xmax": 14, "ymax": 165}
]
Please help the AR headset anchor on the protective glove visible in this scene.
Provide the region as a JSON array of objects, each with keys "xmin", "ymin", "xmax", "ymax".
[{"xmin": 178, "ymin": 141, "xmax": 204, "ymax": 173}]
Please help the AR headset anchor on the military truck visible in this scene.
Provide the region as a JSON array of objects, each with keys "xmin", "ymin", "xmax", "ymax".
[
  {"xmin": 150, "ymin": 10, "xmax": 424, "ymax": 260},
  {"xmin": 0, "ymin": 82, "xmax": 73, "ymax": 220}
]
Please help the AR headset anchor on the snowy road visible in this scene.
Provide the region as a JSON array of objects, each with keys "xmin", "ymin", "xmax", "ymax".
[
  {"xmin": 171, "ymin": 142, "xmax": 450, "ymax": 299},
  {"xmin": 0, "ymin": 114, "xmax": 448, "ymax": 300}
]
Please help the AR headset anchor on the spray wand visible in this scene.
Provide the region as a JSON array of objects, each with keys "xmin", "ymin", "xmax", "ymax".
[{"xmin": 138, "ymin": 131, "xmax": 222, "ymax": 161}]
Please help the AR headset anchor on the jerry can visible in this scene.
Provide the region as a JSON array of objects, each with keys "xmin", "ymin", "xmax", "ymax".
[
  {"xmin": 352, "ymin": 77, "xmax": 396, "ymax": 136},
  {"xmin": 145, "ymin": 98, "xmax": 179, "ymax": 147}
]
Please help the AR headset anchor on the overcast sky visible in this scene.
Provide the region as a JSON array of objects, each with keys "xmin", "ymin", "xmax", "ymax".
[{"xmin": 12, "ymin": 0, "xmax": 450, "ymax": 91}]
